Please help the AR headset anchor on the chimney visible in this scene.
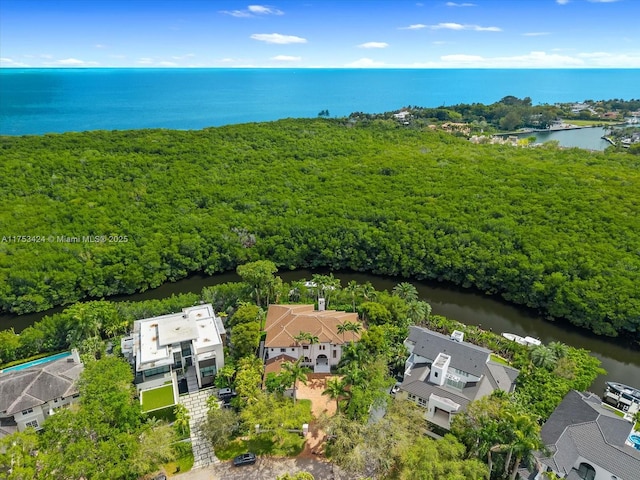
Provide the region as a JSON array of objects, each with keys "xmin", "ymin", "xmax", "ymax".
[
  {"xmin": 429, "ymin": 353, "xmax": 450, "ymax": 386},
  {"xmin": 318, "ymin": 298, "xmax": 326, "ymax": 311},
  {"xmin": 450, "ymin": 330, "xmax": 464, "ymax": 342}
]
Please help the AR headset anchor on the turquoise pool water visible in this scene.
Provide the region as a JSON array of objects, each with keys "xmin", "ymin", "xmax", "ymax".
[
  {"xmin": 0, "ymin": 352, "xmax": 71, "ymax": 374},
  {"xmin": 629, "ymin": 434, "xmax": 640, "ymax": 450}
]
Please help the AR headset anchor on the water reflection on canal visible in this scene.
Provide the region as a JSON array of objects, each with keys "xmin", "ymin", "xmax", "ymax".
[{"xmin": 2, "ymin": 269, "xmax": 638, "ymax": 394}]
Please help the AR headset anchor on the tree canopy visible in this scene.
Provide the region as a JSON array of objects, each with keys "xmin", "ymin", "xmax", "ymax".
[{"xmin": 1, "ymin": 118, "xmax": 639, "ymax": 341}]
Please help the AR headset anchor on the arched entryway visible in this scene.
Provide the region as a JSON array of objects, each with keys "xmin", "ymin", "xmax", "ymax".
[{"xmin": 315, "ymin": 354, "xmax": 329, "ymax": 373}]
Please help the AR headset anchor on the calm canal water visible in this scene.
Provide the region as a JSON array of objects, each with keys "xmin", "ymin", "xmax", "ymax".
[
  {"xmin": 1, "ymin": 269, "xmax": 638, "ymax": 394},
  {"xmin": 527, "ymin": 126, "xmax": 610, "ymax": 150}
]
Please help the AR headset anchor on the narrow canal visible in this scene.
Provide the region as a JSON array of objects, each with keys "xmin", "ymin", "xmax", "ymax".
[{"xmin": 2, "ymin": 269, "xmax": 638, "ymax": 394}]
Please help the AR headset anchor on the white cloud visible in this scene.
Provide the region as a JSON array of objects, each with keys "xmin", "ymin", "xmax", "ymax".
[
  {"xmin": 221, "ymin": 9, "xmax": 252, "ymax": 17},
  {"xmin": 250, "ymin": 33, "xmax": 307, "ymax": 44},
  {"xmin": 587, "ymin": 0, "xmax": 620, "ymax": 3},
  {"xmin": 345, "ymin": 57, "xmax": 386, "ymax": 68},
  {"xmin": 358, "ymin": 42, "xmax": 389, "ymax": 49},
  {"xmin": 157, "ymin": 61, "xmax": 178, "ymax": 67},
  {"xmin": 248, "ymin": 5, "xmax": 284, "ymax": 15},
  {"xmin": 400, "ymin": 24, "xmax": 427, "ymax": 30},
  {"xmin": 137, "ymin": 57, "xmax": 154, "ymax": 65},
  {"xmin": 576, "ymin": 51, "xmax": 640, "ymax": 66},
  {"xmin": 556, "ymin": 0, "xmax": 569, "ymax": 4},
  {"xmin": 0, "ymin": 57, "xmax": 29, "ymax": 67},
  {"xmin": 440, "ymin": 51, "xmax": 585, "ymax": 67},
  {"xmin": 95, "ymin": 44, "xmax": 106, "ymax": 49},
  {"xmin": 221, "ymin": 4, "xmax": 284, "ymax": 17},
  {"xmin": 523, "ymin": 32, "xmax": 550, "ymax": 36},
  {"xmin": 271, "ymin": 55, "xmax": 301, "ymax": 61},
  {"xmin": 446, "ymin": 2, "xmax": 476, "ymax": 6},
  {"xmin": 430, "ymin": 23, "xmax": 501, "ymax": 31},
  {"xmin": 57, "ymin": 58, "xmax": 86, "ymax": 65}
]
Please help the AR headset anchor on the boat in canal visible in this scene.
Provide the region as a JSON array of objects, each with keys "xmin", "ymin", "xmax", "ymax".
[
  {"xmin": 603, "ymin": 381, "xmax": 640, "ymax": 413},
  {"xmin": 502, "ymin": 332, "xmax": 542, "ymax": 347}
]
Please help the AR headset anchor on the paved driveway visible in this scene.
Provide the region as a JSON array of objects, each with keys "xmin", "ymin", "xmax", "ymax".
[{"xmin": 173, "ymin": 457, "xmax": 359, "ymax": 480}]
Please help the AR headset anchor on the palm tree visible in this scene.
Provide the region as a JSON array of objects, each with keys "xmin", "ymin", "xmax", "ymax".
[
  {"xmin": 548, "ymin": 341, "xmax": 569, "ymax": 359},
  {"xmin": 323, "ymin": 377, "xmax": 349, "ymax": 413},
  {"xmin": 344, "ymin": 321, "xmax": 362, "ymax": 342},
  {"xmin": 392, "ymin": 282, "xmax": 419, "ymax": 303},
  {"xmin": 282, "ymin": 358, "xmax": 310, "ymax": 404},
  {"xmin": 340, "ymin": 341, "xmax": 365, "ymax": 368},
  {"xmin": 344, "ymin": 280, "xmax": 359, "ymax": 313},
  {"xmin": 530, "ymin": 345, "xmax": 558, "ymax": 369},
  {"xmin": 506, "ymin": 412, "xmax": 543, "ymax": 480},
  {"xmin": 293, "ymin": 331, "xmax": 319, "ymax": 363},
  {"xmin": 337, "ymin": 322, "xmax": 349, "ymax": 342},
  {"xmin": 406, "ymin": 301, "xmax": 426, "ymax": 325},
  {"xmin": 360, "ymin": 282, "xmax": 376, "ymax": 303},
  {"xmin": 342, "ymin": 363, "xmax": 366, "ymax": 389}
]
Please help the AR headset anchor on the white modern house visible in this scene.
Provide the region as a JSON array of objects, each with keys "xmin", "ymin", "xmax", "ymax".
[
  {"xmin": 0, "ymin": 350, "xmax": 83, "ymax": 438},
  {"xmin": 397, "ymin": 326, "xmax": 519, "ymax": 430},
  {"xmin": 122, "ymin": 304, "xmax": 225, "ymax": 395},
  {"xmin": 263, "ymin": 304, "xmax": 362, "ymax": 374}
]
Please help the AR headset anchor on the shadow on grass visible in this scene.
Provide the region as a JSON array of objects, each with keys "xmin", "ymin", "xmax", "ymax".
[{"xmin": 216, "ymin": 432, "xmax": 306, "ymax": 460}]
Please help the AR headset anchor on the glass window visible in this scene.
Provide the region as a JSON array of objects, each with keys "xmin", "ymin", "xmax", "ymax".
[
  {"xmin": 21, "ymin": 408, "xmax": 34, "ymax": 415},
  {"xmin": 25, "ymin": 420, "xmax": 39, "ymax": 428}
]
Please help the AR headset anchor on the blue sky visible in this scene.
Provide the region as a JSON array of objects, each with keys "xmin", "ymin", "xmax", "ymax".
[{"xmin": 1, "ymin": 0, "xmax": 639, "ymax": 68}]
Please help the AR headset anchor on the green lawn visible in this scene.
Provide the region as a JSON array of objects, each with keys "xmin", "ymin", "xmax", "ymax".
[
  {"xmin": 490, "ymin": 354, "xmax": 510, "ymax": 366},
  {"xmin": 215, "ymin": 432, "xmax": 306, "ymax": 460},
  {"xmin": 141, "ymin": 384, "xmax": 176, "ymax": 412},
  {"xmin": 163, "ymin": 451, "xmax": 194, "ymax": 477}
]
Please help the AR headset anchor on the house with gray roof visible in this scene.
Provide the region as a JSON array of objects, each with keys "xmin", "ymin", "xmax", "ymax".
[
  {"xmin": 396, "ymin": 326, "xmax": 519, "ymax": 430},
  {"xmin": 0, "ymin": 351, "xmax": 83, "ymax": 438},
  {"xmin": 534, "ymin": 390, "xmax": 640, "ymax": 480}
]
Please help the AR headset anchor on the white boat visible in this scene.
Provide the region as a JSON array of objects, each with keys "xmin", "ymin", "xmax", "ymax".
[
  {"xmin": 502, "ymin": 333, "xmax": 541, "ymax": 347},
  {"xmin": 502, "ymin": 333, "xmax": 527, "ymax": 345},
  {"xmin": 523, "ymin": 336, "xmax": 541, "ymax": 346}
]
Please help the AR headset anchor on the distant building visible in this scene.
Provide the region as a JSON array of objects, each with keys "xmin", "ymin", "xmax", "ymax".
[
  {"xmin": 263, "ymin": 304, "xmax": 362, "ymax": 374},
  {"xmin": 396, "ymin": 326, "xmax": 519, "ymax": 430},
  {"xmin": 122, "ymin": 304, "xmax": 225, "ymax": 394},
  {"xmin": 0, "ymin": 351, "xmax": 83, "ymax": 438},
  {"xmin": 534, "ymin": 390, "xmax": 640, "ymax": 480}
]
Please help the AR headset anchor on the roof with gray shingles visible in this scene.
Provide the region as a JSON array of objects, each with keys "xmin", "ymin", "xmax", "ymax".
[
  {"xmin": 406, "ymin": 326, "xmax": 491, "ymax": 377},
  {"xmin": 537, "ymin": 390, "xmax": 640, "ymax": 480},
  {"xmin": 400, "ymin": 361, "xmax": 519, "ymax": 408},
  {"xmin": 0, "ymin": 356, "xmax": 83, "ymax": 415}
]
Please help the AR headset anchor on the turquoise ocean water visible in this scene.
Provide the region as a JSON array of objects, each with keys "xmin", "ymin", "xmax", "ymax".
[{"xmin": 1, "ymin": 68, "xmax": 639, "ymax": 135}]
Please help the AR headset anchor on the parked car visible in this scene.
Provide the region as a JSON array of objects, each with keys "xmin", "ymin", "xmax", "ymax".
[
  {"xmin": 390, "ymin": 382, "xmax": 401, "ymax": 395},
  {"xmin": 218, "ymin": 387, "xmax": 236, "ymax": 398},
  {"xmin": 233, "ymin": 452, "xmax": 257, "ymax": 467}
]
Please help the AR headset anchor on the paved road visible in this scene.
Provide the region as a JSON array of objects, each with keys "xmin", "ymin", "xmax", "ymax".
[{"xmin": 173, "ymin": 457, "xmax": 358, "ymax": 480}]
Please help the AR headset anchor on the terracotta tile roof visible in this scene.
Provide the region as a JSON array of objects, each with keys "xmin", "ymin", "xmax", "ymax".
[
  {"xmin": 264, "ymin": 304, "xmax": 360, "ymax": 348},
  {"xmin": 264, "ymin": 354, "xmax": 298, "ymax": 377}
]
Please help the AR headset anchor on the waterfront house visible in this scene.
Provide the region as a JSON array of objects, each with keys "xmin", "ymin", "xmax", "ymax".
[
  {"xmin": 122, "ymin": 304, "xmax": 225, "ymax": 395},
  {"xmin": 0, "ymin": 351, "xmax": 83, "ymax": 438},
  {"xmin": 396, "ymin": 326, "xmax": 519, "ymax": 430},
  {"xmin": 534, "ymin": 390, "xmax": 640, "ymax": 480},
  {"xmin": 263, "ymin": 304, "xmax": 362, "ymax": 373}
]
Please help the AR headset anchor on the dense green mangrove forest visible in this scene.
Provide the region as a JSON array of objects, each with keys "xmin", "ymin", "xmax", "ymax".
[{"xmin": 1, "ymin": 118, "xmax": 639, "ymax": 340}]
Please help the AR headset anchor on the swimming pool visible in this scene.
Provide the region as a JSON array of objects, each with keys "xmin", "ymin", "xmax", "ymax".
[
  {"xmin": 629, "ymin": 434, "xmax": 640, "ymax": 450},
  {"xmin": 0, "ymin": 352, "xmax": 71, "ymax": 374}
]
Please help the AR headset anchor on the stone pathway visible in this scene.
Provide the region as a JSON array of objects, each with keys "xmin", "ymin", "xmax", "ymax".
[{"xmin": 179, "ymin": 388, "xmax": 219, "ymax": 469}]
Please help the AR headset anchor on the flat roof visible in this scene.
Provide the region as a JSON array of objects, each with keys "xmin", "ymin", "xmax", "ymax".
[{"xmin": 136, "ymin": 304, "xmax": 223, "ymax": 367}]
